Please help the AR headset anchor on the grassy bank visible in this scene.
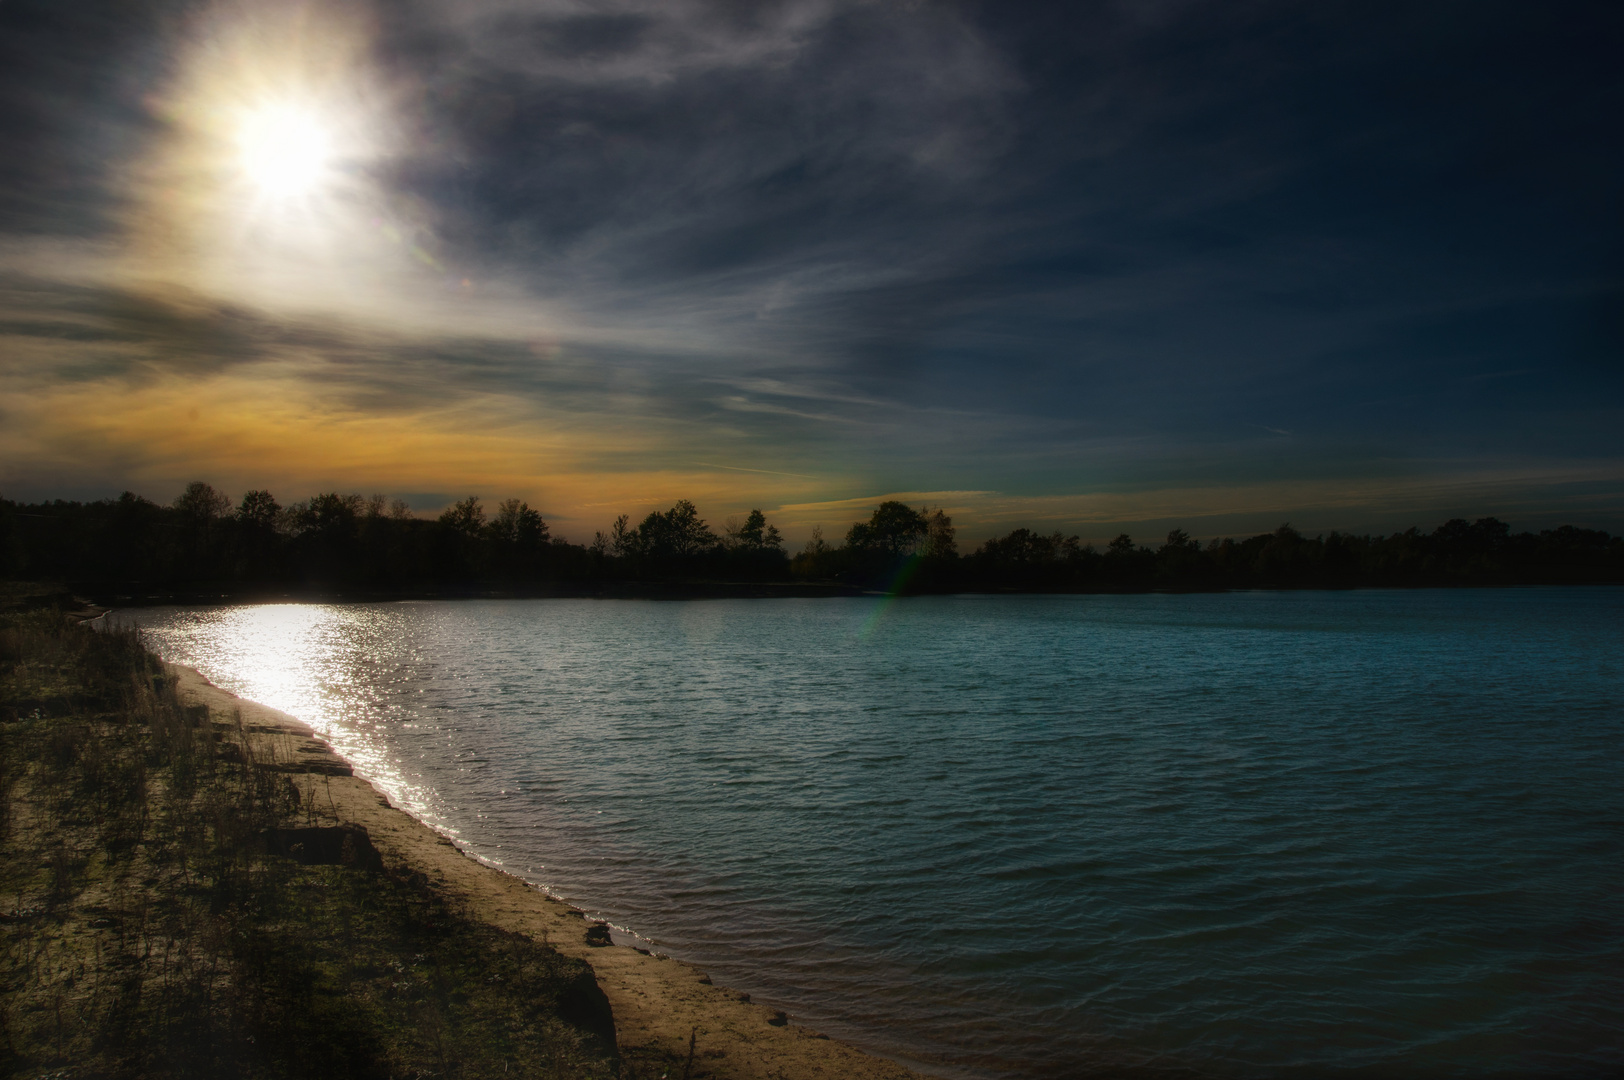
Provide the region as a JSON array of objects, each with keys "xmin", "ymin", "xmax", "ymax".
[{"xmin": 0, "ymin": 604, "xmax": 621, "ymax": 1079}]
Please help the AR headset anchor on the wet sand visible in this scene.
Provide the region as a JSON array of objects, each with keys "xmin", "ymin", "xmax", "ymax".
[{"xmin": 171, "ymin": 662, "xmax": 926, "ymax": 1080}]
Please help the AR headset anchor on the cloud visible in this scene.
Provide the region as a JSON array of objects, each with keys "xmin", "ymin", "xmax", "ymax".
[{"xmin": 1, "ymin": 0, "xmax": 1621, "ymax": 533}]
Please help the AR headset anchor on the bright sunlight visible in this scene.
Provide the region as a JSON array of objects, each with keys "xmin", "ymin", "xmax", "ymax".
[{"xmin": 235, "ymin": 103, "xmax": 334, "ymax": 198}]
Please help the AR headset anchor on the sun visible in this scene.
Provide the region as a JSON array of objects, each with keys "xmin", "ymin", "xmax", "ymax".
[{"xmin": 234, "ymin": 103, "xmax": 335, "ymax": 198}]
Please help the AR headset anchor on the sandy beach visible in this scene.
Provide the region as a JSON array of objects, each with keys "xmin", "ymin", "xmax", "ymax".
[{"xmin": 170, "ymin": 661, "xmax": 926, "ymax": 1080}]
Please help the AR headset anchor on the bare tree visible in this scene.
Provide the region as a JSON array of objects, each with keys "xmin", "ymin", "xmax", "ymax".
[
  {"xmin": 609, "ymin": 514, "xmax": 635, "ymax": 558},
  {"xmin": 924, "ymin": 508, "xmax": 957, "ymax": 559}
]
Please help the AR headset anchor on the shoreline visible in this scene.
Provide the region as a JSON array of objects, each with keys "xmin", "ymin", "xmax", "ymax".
[
  {"xmin": 83, "ymin": 579, "xmax": 1623, "ymax": 610},
  {"xmin": 92, "ymin": 581, "xmax": 880, "ymax": 606},
  {"xmin": 168, "ymin": 661, "xmax": 928, "ymax": 1080}
]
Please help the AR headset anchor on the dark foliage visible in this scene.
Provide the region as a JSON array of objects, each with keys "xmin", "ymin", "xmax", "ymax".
[
  {"xmin": 1, "ymin": 487, "xmax": 1619, "ymax": 597},
  {"xmin": 954, "ymin": 520, "xmax": 1624, "ymax": 593}
]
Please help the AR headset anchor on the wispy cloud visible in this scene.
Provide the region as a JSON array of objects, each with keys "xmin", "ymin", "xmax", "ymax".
[
  {"xmin": 1, "ymin": 0, "xmax": 1620, "ymax": 533},
  {"xmin": 691, "ymin": 462, "xmax": 822, "ymax": 481}
]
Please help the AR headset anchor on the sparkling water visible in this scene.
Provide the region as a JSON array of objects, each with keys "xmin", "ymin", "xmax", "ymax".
[{"xmin": 123, "ymin": 590, "xmax": 1624, "ymax": 1078}]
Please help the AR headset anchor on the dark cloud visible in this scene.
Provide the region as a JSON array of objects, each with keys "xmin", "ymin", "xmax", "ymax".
[{"xmin": 0, "ymin": 0, "xmax": 180, "ymax": 236}]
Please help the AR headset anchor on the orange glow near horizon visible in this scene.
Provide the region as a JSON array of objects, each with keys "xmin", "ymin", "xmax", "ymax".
[
  {"xmin": 8, "ymin": 354, "xmax": 1615, "ymax": 544},
  {"xmin": 0, "ymin": 365, "xmax": 846, "ymax": 535}
]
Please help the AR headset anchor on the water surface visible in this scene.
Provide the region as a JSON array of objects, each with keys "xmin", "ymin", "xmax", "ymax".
[{"xmin": 124, "ymin": 590, "xmax": 1624, "ymax": 1078}]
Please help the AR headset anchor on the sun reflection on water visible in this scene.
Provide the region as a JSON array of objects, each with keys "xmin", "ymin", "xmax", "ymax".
[{"xmin": 135, "ymin": 603, "xmax": 459, "ymax": 844}]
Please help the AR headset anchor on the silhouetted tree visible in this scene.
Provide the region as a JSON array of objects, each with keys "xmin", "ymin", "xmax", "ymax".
[
  {"xmin": 486, "ymin": 499, "xmax": 550, "ymax": 577},
  {"xmin": 790, "ymin": 525, "xmax": 834, "ymax": 579},
  {"xmin": 289, "ymin": 493, "xmax": 364, "ymax": 532},
  {"xmin": 0, "ymin": 499, "xmax": 19, "ymax": 579},
  {"xmin": 716, "ymin": 508, "xmax": 789, "ymax": 580},
  {"xmin": 233, "ymin": 489, "xmax": 283, "ymax": 582},
  {"xmin": 1252, "ymin": 523, "xmax": 1323, "ymax": 587},
  {"xmin": 237, "ymin": 490, "xmax": 281, "ymax": 530},
  {"xmin": 1155, "ymin": 528, "xmax": 1219, "ymax": 590},
  {"xmin": 609, "ymin": 515, "xmax": 634, "ymax": 558},
  {"xmin": 845, "ymin": 502, "xmax": 929, "ymax": 557},
  {"xmin": 110, "ymin": 491, "xmax": 164, "ymax": 584},
  {"xmin": 282, "ymin": 494, "xmax": 365, "ymax": 586},
  {"xmin": 635, "ymin": 500, "xmax": 717, "ymax": 561},
  {"xmin": 728, "ymin": 509, "xmax": 783, "ymax": 551},
  {"xmin": 1103, "ymin": 533, "xmax": 1155, "ymax": 588},
  {"xmin": 439, "ymin": 496, "xmax": 485, "ymax": 537},
  {"xmin": 966, "ymin": 528, "xmax": 1091, "ymax": 590},
  {"xmin": 489, "ymin": 499, "xmax": 549, "ymax": 547},
  {"xmin": 170, "ymin": 482, "xmax": 232, "ymax": 579},
  {"xmin": 1321, "ymin": 531, "xmax": 1361, "ymax": 587},
  {"xmin": 174, "ymin": 481, "xmax": 231, "ymax": 521},
  {"xmin": 429, "ymin": 496, "xmax": 485, "ymax": 581},
  {"xmin": 923, "ymin": 509, "xmax": 957, "ymax": 560},
  {"xmin": 832, "ymin": 502, "xmax": 939, "ymax": 589},
  {"xmin": 6, "ymin": 485, "xmax": 1623, "ymax": 595}
]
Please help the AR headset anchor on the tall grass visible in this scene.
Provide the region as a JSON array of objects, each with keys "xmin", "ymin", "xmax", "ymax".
[{"xmin": 1, "ymin": 609, "xmax": 619, "ymax": 1079}]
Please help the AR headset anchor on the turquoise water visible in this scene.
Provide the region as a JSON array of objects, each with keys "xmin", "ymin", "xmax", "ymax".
[{"xmin": 123, "ymin": 590, "xmax": 1624, "ymax": 1078}]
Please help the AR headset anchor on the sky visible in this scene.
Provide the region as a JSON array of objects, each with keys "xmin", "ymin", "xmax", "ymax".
[{"xmin": 1, "ymin": 0, "xmax": 1620, "ymax": 545}]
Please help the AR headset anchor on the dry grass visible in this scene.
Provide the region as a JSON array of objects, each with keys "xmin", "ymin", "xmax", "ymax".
[{"xmin": 1, "ymin": 607, "xmax": 618, "ymax": 1079}]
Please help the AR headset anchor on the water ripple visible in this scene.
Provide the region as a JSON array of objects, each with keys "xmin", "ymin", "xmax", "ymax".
[{"xmin": 125, "ymin": 590, "xmax": 1624, "ymax": 1079}]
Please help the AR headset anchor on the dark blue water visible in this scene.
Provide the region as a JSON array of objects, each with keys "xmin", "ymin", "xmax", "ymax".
[{"xmin": 124, "ymin": 590, "xmax": 1624, "ymax": 1078}]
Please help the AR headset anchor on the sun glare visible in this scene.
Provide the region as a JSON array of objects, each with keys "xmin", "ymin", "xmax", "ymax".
[
  {"xmin": 133, "ymin": 6, "xmax": 425, "ymax": 307},
  {"xmin": 235, "ymin": 103, "xmax": 334, "ymax": 198}
]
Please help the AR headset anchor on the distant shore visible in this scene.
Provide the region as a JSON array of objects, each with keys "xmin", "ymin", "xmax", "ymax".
[
  {"xmin": 10, "ymin": 490, "xmax": 1622, "ymax": 601},
  {"xmin": 81, "ymin": 577, "xmax": 1624, "ymax": 611},
  {"xmin": 88, "ymin": 580, "xmax": 877, "ymax": 607}
]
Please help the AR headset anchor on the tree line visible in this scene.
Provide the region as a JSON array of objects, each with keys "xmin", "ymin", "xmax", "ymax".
[{"xmin": 1, "ymin": 484, "xmax": 1620, "ymax": 597}]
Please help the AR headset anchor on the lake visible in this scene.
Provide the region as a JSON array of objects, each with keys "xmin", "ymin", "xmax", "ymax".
[{"xmin": 122, "ymin": 590, "xmax": 1624, "ymax": 1078}]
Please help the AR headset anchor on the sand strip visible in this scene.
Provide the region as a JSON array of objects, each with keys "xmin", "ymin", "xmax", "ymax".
[{"xmin": 171, "ymin": 662, "xmax": 926, "ymax": 1080}]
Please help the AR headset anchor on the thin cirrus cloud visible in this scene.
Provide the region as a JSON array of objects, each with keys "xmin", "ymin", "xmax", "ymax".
[{"xmin": 0, "ymin": 0, "xmax": 1620, "ymax": 540}]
